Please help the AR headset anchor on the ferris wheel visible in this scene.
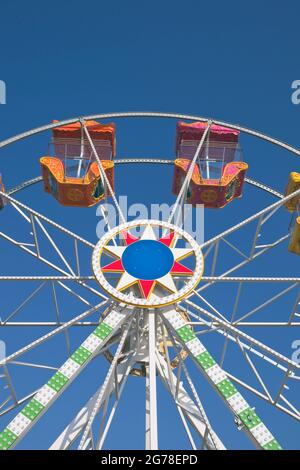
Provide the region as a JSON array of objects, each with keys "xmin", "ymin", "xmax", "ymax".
[{"xmin": 0, "ymin": 112, "xmax": 299, "ymax": 451}]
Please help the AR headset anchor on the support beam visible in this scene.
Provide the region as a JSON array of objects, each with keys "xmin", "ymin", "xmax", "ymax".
[
  {"xmin": 156, "ymin": 352, "xmax": 225, "ymax": 449},
  {"xmin": 0, "ymin": 301, "xmax": 109, "ymax": 366},
  {"xmin": 184, "ymin": 299, "xmax": 300, "ymax": 371},
  {"xmin": 162, "ymin": 308, "xmax": 282, "ymax": 450},
  {"xmin": 145, "ymin": 313, "xmax": 158, "ymax": 450},
  {"xmin": 0, "ymin": 305, "xmax": 132, "ymax": 450},
  {"xmin": 77, "ymin": 318, "xmax": 133, "ymax": 450}
]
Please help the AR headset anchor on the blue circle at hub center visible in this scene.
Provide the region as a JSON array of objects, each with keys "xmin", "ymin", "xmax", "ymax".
[{"xmin": 122, "ymin": 240, "xmax": 174, "ymax": 280}]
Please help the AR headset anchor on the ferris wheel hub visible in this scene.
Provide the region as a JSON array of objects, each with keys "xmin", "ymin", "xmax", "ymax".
[{"xmin": 92, "ymin": 219, "xmax": 204, "ymax": 308}]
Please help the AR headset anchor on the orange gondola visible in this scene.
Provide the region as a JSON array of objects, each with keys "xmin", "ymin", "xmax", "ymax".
[
  {"xmin": 172, "ymin": 121, "xmax": 248, "ymax": 208},
  {"xmin": 40, "ymin": 120, "xmax": 115, "ymax": 207}
]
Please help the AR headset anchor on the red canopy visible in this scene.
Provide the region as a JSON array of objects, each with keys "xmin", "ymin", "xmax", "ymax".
[
  {"xmin": 52, "ymin": 120, "xmax": 116, "ymax": 156},
  {"xmin": 176, "ymin": 121, "xmax": 239, "ymax": 152}
]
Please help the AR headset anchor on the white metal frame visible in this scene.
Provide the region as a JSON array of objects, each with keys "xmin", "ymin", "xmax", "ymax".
[{"xmin": 0, "ymin": 112, "xmax": 299, "ymax": 450}]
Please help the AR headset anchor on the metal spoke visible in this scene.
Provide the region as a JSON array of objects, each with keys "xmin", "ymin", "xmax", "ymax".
[
  {"xmin": 168, "ymin": 121, "xmax": 212, "ymax": 227},
  {"xmin": 0, "ymin": 229, "xmax": 107, "ymax": 301},
  {"xmin": 234, "ymin": 283, "xmax": 299, "ymax": 324},
  {"xmin": 0, "ymin": 300, "xmax": 109, "ymax": 366},
  {"xmin": 156, "ymin": 321, "xmax": 224, "ymax": 450},
  {"xmin": 183, "ymin": 299, "xmax": 300, "ymax": 371},
  {"xmin": 78, "ymin": 313, "xmax": 134, "ymax": 449},
  {"xmin": 180, "ymin": 303, "xmax": 300, "ymax": 422},
  {"xmin": 83, "ymin": 122, "xmax": 126, "ymax": 224},
  {"xmin": 1, "ymin": 282, "xmax": 46, "ymax": 324},
  {"xmin": 0, "ymin": 191, "xmax": 95, "ymax": 248},
  {"xmin": 200, "ymin": 187, "xmax": 300, "ymax": 251}
]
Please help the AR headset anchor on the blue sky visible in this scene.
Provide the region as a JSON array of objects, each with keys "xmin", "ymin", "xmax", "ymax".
[{"xmin": 0, "ymin": 0, "xmax": 300, "ymax": 450}]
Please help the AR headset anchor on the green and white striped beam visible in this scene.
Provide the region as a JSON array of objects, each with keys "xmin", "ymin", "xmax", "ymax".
[
  {"xmin": 0, "ymin": 306, "xmax": 131, "ymax": 450},
  {"xmin": 162, "ymin": 308, "xmax": 282, "ymax": 450}
]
